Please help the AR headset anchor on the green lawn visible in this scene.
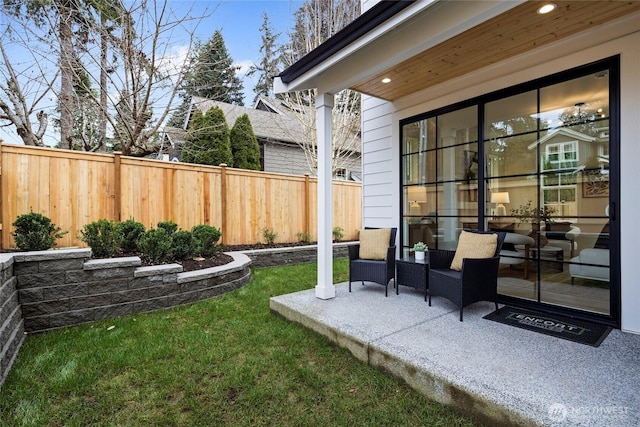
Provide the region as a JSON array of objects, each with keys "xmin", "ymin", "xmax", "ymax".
[{"xmin": 0, "ymin": 260, "xmax": 477, "ymax": 426}]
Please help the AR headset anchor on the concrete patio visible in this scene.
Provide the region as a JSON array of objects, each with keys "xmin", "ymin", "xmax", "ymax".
[{"xmin": 270, "ymin": 281, "xmax": 640, "ymax": 427}]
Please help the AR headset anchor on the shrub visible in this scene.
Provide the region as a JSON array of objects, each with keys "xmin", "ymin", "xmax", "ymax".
[
  {"xmin": 12, "ymin": 211, "xmax": 66, "ymax": 251},
  {"xmin": 296, "ymin": 232, "xmax": 312, "ymax": 243},
  {"xmin": 230, "ymin": 113, "xmax": 261, "ymax": 170},
  {"xmin": 80, "ymin": 219, "xmax": 118, "ymax": 257},
  {"xmin": 181, "ymin": 107, "xmax": 233, "ymax": 166},
  {"xmin": 115, "ymin": 219, "xmax": 145, "ymax": 253},
  {"xmin": 192, "ymin": 225, "xmax": 222, "ymax": 257},
  {"xmin": 157, "ymin": 220, "xmax": 178, "ymax": 236},
  {"xmin": 172, "ymin": 230, "xmax": 196, "ymax": 261},
  {"xmin": 262, "ymin": 227, "xmax": 277, "ymax": 246},
  {"xmin": 332, "ymin": 226, "xmax": 344, "ymax": 242},
  {"xmin": 137, "ymin": 228, "xmax": 173, "ymax": 264}
]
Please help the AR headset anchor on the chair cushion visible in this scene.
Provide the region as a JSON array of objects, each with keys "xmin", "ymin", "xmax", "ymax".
[
  {"xmin": 450, "ymin": 230, "xmax": 498, "ymax": 271},
  {"xmin": 359, "ymin": 228, "xmax": 391, "ymax": 260}
]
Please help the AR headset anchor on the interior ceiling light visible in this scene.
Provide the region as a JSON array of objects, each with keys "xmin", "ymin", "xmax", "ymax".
[
  {"xmin": 537, "ymin": 3, "xmax": 556, "ymax": 14},
  {"xmin": 381, "ymin": 77, "xmax": 391, "ymax": 84}
]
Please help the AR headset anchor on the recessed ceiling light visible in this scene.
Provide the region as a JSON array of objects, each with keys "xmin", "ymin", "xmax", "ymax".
[
  {"xmin": 381, "ymin": 77, "xmax": 391, "ymax": 84},
  {"xmin": 537, "ymin": 3, "xmax": 556, "ymax": 14}
]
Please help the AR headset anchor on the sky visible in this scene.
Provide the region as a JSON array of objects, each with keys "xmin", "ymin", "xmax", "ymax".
[
  {"xmin": 194, "ymin": 0, "xmax": 304, "ymax": 105},
  {"xmin": 0, "ymin": 0, "xmax": 305, "ymax": 146}
]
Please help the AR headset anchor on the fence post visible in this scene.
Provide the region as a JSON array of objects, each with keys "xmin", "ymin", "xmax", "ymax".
[
  {"xmin": 220, "ymin": 163, "xmax": 227, "ymax": 244},
  {"xmin": 304, "ymin": 174, "xmax": 310, "ymax": 236},
  {"xmin": 114, "ymin": 152, "xmax": 122, "ymax": 222}
]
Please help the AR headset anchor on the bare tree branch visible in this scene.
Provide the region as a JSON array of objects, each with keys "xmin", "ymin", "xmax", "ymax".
[
  {"xmin": 0, "ymin": 26, "xmax": 57, "ymax": 146},
  {"xmin": 0, "ymin": 0, "xmax": 211, "ymax": 154},
  {"xmin": 276, "ymin": 0, "xmax": 361, "ymax": 177}
]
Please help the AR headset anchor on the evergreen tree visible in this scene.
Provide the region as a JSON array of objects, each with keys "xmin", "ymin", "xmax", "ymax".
[
  {"xmin": 180, "ymin": 110, "xmax": 204, "ymax": 163},
  {"xmin": 166, "ymin": 97, "xmax": 191, "ymax": 128},
  {"xmin": 230, "ymin": 114, "xmax": 261, "ymax": 170},
  {"xmin": 247, "ymin": 12, "xmax": 281, "ymax": 104},
  {"xmin": 181, "ymin": 106, "xmax": 233, "ymax": 167},
  {"xmin": 183, "ymin": 30, "xmax": 244, "ymax": 106}
]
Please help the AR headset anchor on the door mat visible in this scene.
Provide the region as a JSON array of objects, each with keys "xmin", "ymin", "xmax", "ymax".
[{"xmin": 483, "ymin": 306, "xmax": 612, "ymax": 347}]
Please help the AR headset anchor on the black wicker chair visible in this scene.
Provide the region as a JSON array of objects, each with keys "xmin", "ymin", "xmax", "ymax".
[
  {"xmin": 348, "ymin": 227, "xmax": 397, "ymax": 296},
  {"xmin": 428, "ymin": 230, "xmax": 506, "ymax": 321}
]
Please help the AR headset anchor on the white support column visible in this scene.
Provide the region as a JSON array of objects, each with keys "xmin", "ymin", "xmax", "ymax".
[{"xmin": 315, "ymin": 92, "xmax": 335, "ymax": 299}]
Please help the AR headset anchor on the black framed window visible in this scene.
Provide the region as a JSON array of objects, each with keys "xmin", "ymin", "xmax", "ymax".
[{"xmin": 400, "ymin": 56, "xmax": 619, "ymax": 325}]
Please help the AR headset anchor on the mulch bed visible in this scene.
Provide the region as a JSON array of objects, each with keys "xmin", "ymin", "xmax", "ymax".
[
  {"xmin": 109, "ymin": 250, "xmax": 235, "ymax": 272},
  {"xmin": 100, "ymin": 242, "xmax": 317, "ymax": 272},
  {"xmin": 151, "ymin": 241, "xmax": 323, "ymax": 272},
  {"xmin": 179, "ymin": 252, "xmax": 235, "ymax": 271}
]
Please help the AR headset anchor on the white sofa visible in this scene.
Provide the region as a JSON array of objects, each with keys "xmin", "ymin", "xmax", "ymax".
[
  {"xmin": 569, "ymin": 248, "xmax": 609, "ymax": 283},
  {"xmin": 542, "ymin": 224, "xmax": 581, "ymax": 258}
]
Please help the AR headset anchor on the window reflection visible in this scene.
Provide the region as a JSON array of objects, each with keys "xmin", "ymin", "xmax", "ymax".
[{"xmin": 401, "ymin": 63, "xmax": 613, "ymax": 316}]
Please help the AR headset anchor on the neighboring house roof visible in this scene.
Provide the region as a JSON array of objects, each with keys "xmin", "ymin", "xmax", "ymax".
[
  {"xmin": 161, "ymin": 126, "xmax": 187, "ymax": 148},
  {"xmin": 190, "ymin": 96, "xmax": 305, "ymax": 144},
  {"xmin": 254, "ymin": 96, "xmax": 286, "ymax": 115},
  {"xmin": 159, "ymin": 97, "xmax": 361, "ymax": 177},
  {"xmin": 189, "ymin": 96, "xmax": 361, "ymax": 155},
  {"xmin": 527, "ymin": 128, "xmax": 598, "ymax": 151}
]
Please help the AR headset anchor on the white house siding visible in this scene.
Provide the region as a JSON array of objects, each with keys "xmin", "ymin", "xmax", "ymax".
[
  {"xmin": 361, "ymin": 95, "xmax": 398, "ymax": 227},
  {"xmin": 619, "ymin": 32, "xmax": 640, "ymax": 334},
  {"xmin": 360, "ymin": 13, "xmax": 640, "ymax": 332}
]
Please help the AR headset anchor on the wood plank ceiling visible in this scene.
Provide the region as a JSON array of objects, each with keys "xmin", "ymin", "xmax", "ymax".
[{"xmin": 351, "ymin": 1, "xmax": 640, "ymax": 101}]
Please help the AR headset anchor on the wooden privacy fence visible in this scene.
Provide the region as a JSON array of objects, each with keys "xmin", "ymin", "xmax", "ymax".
[{"xmin": 0, "ymin": 144, "xmax": 362, "ymax": 249}]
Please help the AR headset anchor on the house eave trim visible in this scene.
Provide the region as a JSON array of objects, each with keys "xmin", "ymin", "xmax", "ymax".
[{"xmin": 277, "ymin": 1, "xmax": 416, "ymax": 85}]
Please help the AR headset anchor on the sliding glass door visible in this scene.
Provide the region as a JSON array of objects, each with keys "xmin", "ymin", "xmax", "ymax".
[
  {"xmin": 486, "ymin": 68, "xmax": 612, "ymax": 316},
  {"xmin": 400, "ymin": 57, "xmax": 617, "ymax": 323}
]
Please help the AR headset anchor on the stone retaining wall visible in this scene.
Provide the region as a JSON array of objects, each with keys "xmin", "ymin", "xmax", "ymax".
[
  {"xmin": 14, "ymin": 249, "xmax": 252, "ymax": 334},
  {"xmin": 242, "ymin": 242, "xmax": 352, "ymax": 268},
  {"xmin": 0, "ymin": 254, "xmax": 24, "ymax": 388}
]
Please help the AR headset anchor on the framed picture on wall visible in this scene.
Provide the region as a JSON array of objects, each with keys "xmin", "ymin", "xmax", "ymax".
[{"xmin": 582, "ymin": 169, "xmax": 609, "ymax": 198}]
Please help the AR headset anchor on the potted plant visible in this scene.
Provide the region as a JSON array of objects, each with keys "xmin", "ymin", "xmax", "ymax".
[
  {"xmin": 510, "ymin": 200, "xmax": 556, "ymax": 228},
  {"xmin": 510, "ymin": 200, "xmax": 556, "ymax": 247},
  {"xmin": 412, "ymin": 241, "xmax": 428, "ymax": 261}
]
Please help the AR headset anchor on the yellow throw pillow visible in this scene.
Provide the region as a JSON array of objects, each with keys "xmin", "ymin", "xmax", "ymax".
[
  {"xmin": 359, "ymin": 228, "xmax": 392, "ymax": 260},
  {"xmin": 450, "ymin": 230, "xmax": 498, "ymax": 271}
]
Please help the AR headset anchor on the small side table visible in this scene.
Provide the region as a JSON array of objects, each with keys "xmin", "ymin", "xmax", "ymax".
[{"xmin": 396, "ymin": 257, "xmax": 429, "ymax": 301}]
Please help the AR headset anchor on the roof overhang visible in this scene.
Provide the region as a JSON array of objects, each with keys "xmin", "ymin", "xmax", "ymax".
[{"xmin": 274, "ymin": 0, "xmax": 640, "ymax": 101}]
